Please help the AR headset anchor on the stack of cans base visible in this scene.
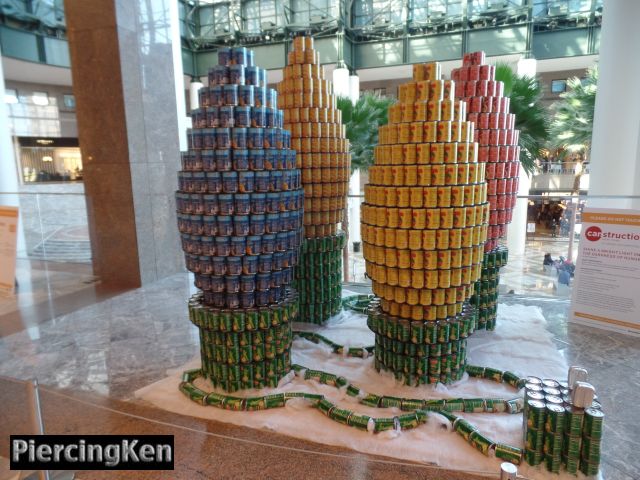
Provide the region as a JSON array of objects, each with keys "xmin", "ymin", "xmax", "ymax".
[
  {"xmin": 294, "ymin": 231, "xmax": 346, "ymax": 324},
  {"xmin": 367, "ymin": 300, "xmax": 478, "ymax": 385},
  {"xmin": 360, "ymin": 61, "xmax": 490, "ymax": 384},
  {"xmin": 278, "ymin": 35, "xmax": 351, "ymax": 239},
  {"xmin": 470, "ymin": 245, "xmax": 508, "ymax": 330},
  {"xmin": 452, "ymin": 51, "xmax": 521, "ymax": 331},
  {"xmin": 522, "ymin": 376, "xmax": 603, "ymax": 475},
  {"xmin": 278, "ymin": 36, "xmax": 351, "ymax": 323},
  {"xmin": 188, "ymin": 290, "xmax": 297, "ymax": 392},
  {"xmin": 177, "ymin": 47, "xmax": 303, "ymax": 391}
]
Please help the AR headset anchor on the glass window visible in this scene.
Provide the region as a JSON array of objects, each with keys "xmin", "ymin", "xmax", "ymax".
[
  {"xmin": 4, "ymin": 88, "xmax": 19, "ymax": 104},
  {"xmin": 63, "ymin": 95, "xmax": 76, "ymax": 109},
  {"xmin": 241, "ymin": 0, "xmax": 284, "ymax": 33},
  {"xmin": 352, "ymin": 0, "xmax": 405, "ymax": 27},
  {"xmin": 551, "ymin": 79, "xmax": 567, "ymax": 94},
  {"xmin": 32, "ymin": 92, "xmax": 49, "ymax": 106},
  {"xmin": 290, "ymin": 0, "xmax": 337, "ymax": 25}
]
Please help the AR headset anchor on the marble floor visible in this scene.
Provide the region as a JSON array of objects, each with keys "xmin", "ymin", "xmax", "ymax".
[
  {"xmin": 0, "ymin": 273, "xmax": 638, "ymax": 479},
  {"xmin": 0, "ymin": 258, "xmax": 121, "ymax": 340}
]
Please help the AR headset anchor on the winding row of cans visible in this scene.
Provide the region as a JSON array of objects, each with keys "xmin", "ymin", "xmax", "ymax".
[
  {"xmin": 523, "ymin": 376, "xmax": 604, "ymax": 475},
  {"xmin": 294, "ymin": 232, "xmax": 346, "ymax": 324},
  {"xmin": 177, "ymin": 48, "xmax": 303, "ymax": 391},
  {"xmin": 277, "ymin": 37, "xmax": 350, "ymax": 324}
]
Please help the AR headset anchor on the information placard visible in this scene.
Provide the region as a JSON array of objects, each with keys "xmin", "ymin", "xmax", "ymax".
[
  {"xmin": 570, "ymin": 208, "xmax": 640, "ymax": 335},
  {"xmin": 0, "ymin": 206, "xmax": 18, "ymax": 296}
]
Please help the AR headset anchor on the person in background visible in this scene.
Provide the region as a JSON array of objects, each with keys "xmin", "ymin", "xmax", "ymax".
[
  {"xmin": 543, "ymin": 253, "xmax": 554, "ymax": 267},
  {"xmin": 558, "ymin": 265, "xmax": 571, "ymax": 286}
]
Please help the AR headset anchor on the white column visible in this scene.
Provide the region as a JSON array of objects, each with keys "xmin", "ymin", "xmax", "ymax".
[
  {"xmin": 169, "ymin": 0, "xmax": 189, "ymax": 151},
  {"xmin": 506, "ymin": 58, "xmax": 536, "ymax": 255},
  {"xmin": 588, "ymin": 1, "xmax": 640, "ymax": 210},
  {"xmin": 348, "ymin": 74, "xmax": 360, "ymax": 105},
  {"xmin": 189, "ymin": 80, "xmax": 204, "ymax": 111},
  {"xmin": 0, "ymin": 57, "xmax": 19, "ymax": 195},
  {"xmin": 0, "ymin": 52, "xmax": 27, "ymax": 260},
  {"xmin": 332, "ymin": 66, "xmax": 350, "ymax": 98},
  {"xmin": 349, "ymin": 169, "xmax": 361, "ymax": 245}
]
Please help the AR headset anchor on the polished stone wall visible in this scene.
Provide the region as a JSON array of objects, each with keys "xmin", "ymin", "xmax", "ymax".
[{"xmin": 64, "ymin": 0, "xmax": 183, "ymax": 286}]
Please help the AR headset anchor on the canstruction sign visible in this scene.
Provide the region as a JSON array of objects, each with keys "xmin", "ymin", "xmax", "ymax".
[{"xmin": 571, "ymin": 208, "xmax": 640, "ymax": 334}]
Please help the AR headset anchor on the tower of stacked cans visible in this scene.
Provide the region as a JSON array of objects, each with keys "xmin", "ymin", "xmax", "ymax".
[
  {"xmin": 177, "ymin": 46, "xmax": 304, "ymax": 392},
  {"xmin": 277, "ymin": 36, "xmax": 351, "ymax": 324},
  {"xmin": 361, "ymin": 61, "xmax": 490, "ymax": 385},
  {"xmin": 522, "ymin": 375, "xmax": 603, "ymax": 475},
  {"xmin": 452, "ymin": 51, "xmax": 520, "ymax": 331}
]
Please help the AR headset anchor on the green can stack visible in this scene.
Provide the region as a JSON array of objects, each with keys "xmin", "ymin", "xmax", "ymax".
[
  {"xmin": 189, "ymin": 289, "xmax": 298, "ymax": 392},
  {"xmin": 295, "ymin": 231, "xmax": 346, "ymax": 323},
  {"xmin": 469, "ymin": 245, "xmax": 507, "ymax": 331},
  {"xmin": 368, "ymin": 299, "xmax": 477, "ymax": 386},
  {"xmin": 522, "ymin": 376, "xmax": 604, "ymax": 476}
]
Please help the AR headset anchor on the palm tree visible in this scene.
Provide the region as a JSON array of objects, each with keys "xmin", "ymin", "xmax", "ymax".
[
  {"xmin": 549, "ymin": 65, "xmax": 598, "ymax": 261},
  {"xmin": 337, "ymin": 93, "xmax": 395, "ymax": 172},
  {"xmin": 549, "ymin": 65, "xmax": 598, "ymax": 167},
  {"xmin": 494, "ymin": 64, "xmax": 550, "ymax": 175}
]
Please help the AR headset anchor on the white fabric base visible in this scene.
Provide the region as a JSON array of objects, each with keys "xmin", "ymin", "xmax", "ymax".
[{"xmin": 135, "ymin": 303, "xmax": 599, "ymax": 479}]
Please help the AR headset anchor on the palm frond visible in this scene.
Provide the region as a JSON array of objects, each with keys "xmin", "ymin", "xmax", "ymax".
[
  {"xmin": 337, "ymin": 94, "xmax": 394, "ymax": 172},
  {"xmin": 494, "ymin": 63, "xmax": 550, "ymax": 175},
  {"xmin": 549, "ymin": 65, "xmax": 598, "ymax": 156}
]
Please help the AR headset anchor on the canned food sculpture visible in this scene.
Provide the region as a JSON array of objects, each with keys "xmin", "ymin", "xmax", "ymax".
[
  {"xmin": 452, "ymin": 51, "xmax": 521, "ymax": 330},
  {"xmin": 278, "ymin": 36, "xmax": 351, "ymax": 323},
  {"xmin": 361, "ymin": 61, "xmax": 490, "ymax": 385},
  {"xmin": 177, "ymin": 46, "xmax": 304, "ymax": 391}
]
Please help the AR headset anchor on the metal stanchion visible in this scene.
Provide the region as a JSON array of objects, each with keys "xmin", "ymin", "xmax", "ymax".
[
  {"xmin": 24, "ymin": 379, "xmax": 74, "ymax": 480},
  {"xmin": 26, "ymin": 379, "xmax": 49, "ymax": 480}
]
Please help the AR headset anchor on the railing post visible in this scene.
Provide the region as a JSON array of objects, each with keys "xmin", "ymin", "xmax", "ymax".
[{"xmin": 26, "ymin": 379, "xmax": 50, "ymax": 480}]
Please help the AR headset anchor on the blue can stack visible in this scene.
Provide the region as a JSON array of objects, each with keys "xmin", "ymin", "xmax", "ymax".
[{"xmin": 177, "ymin": 46, "xmax": 303, "ymax": 391}]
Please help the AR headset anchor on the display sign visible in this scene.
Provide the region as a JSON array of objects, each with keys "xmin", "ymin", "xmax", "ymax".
[
  {"xmin": 0, "ymin": 206, "xmax": 19, "ymax": 296},
  {"xmin": 570, "ymin": 208, "xmax": 640, "ymax": 335},
  {"xmin": 527, "ymin": 222, "xmax": 536, "ymax": 233}
]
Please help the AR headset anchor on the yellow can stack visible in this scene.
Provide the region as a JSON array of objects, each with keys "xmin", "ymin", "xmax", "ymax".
[{"xmin": 361, "ymin": 62, "xmax": 490, "ymax": 322}]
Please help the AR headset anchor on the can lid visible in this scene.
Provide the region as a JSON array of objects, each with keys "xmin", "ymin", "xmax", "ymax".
[{"xmin": 500, "ymin": 462, "xmax": 518, "ymax": 476}]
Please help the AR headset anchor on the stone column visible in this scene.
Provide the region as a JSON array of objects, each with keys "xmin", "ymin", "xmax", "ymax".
[
  {"xmin": 589, "ymin": 1, "xmax": 640, "ymax": 209},
  {"xmin": 64, "ymin": 0, "xmax": 183, "ymax": 287}
]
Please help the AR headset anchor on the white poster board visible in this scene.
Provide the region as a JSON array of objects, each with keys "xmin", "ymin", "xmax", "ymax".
[
  {"xmin": 570, "ymin": 208, "xmax": 640, "ymax": 335},
  {"xmin": 0, "ymin": 206, "xmax": 19, "ymax": 296}
]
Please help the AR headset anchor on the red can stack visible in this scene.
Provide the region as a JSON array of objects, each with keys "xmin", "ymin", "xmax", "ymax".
[{"xmin": 451, "ymin": 51, "xmax": 521, "ymax": 330}]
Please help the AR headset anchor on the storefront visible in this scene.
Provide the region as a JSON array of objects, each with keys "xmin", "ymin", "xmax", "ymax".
[{"xmin": 17, "ymin": 136, "xmax": 82, "ymax": 183}]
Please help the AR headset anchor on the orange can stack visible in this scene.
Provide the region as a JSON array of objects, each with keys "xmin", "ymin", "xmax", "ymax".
[
  {"xmin": 278, "ymin": 36, "xmax": 352, "ymax": 324},
  {"xmin": 278, "ymin": 36, "xmax": 351, "ymax": 239},
  {"xmin": 361, "ymin": 61, "xmax": 490, "ymax": 385}
]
